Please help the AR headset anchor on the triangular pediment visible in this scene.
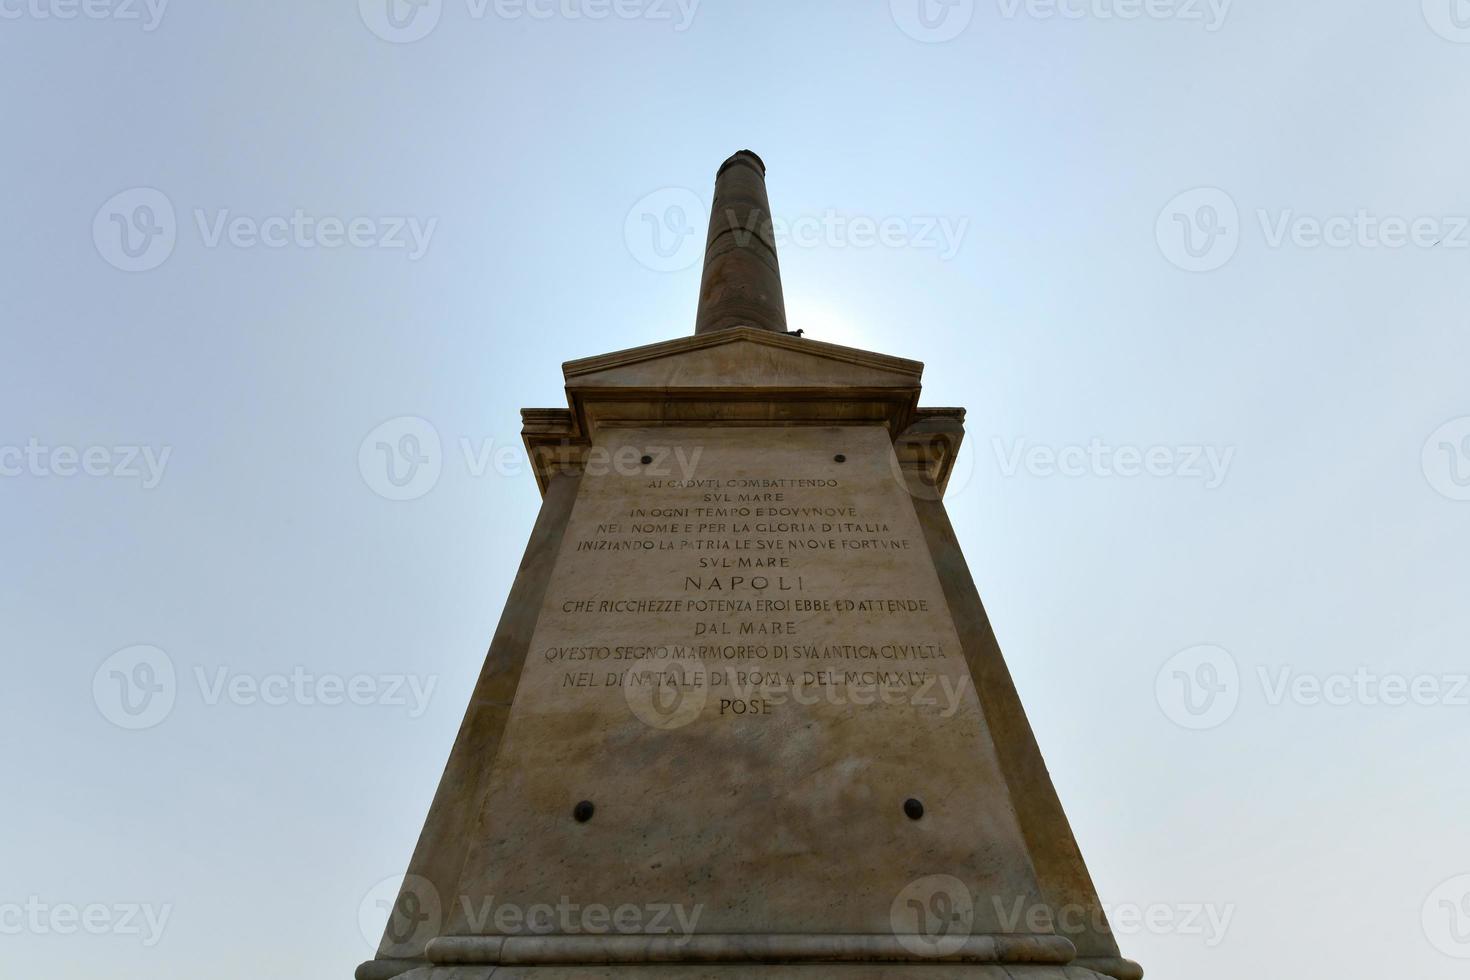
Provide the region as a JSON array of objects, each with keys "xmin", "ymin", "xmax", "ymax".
[
  {"xmin": 562, "ymin": 326, "xmax": 923, "ymax": 391},
  {"xmin": 520, "ymin": 328, "xmax": 941, "ymax": 495}
]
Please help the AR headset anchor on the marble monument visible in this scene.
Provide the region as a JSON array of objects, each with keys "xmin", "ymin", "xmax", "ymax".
[{"xmin": 357, "ymin": 151, "xmax": 1144, "ymax": 980}]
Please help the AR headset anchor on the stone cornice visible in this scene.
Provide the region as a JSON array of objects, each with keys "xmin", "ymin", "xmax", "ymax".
[{"xmin": 521, "ymin": 328, "xmax": 962, "ymax": 497}]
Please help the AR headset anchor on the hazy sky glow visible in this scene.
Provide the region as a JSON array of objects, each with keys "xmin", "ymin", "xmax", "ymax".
[{"xmin": 3, "ymin": 2, "xmax": 1470, "ymax": 978}]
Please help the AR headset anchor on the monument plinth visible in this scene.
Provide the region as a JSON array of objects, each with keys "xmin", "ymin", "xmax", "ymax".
[{"xmin": 358, "ymin": 153, "xmax": 1143, "ymax": 980}]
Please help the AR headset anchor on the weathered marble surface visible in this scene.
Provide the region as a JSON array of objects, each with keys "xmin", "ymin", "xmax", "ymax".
[
  {"xmin": 360, "ymin": 327, "xmax": 1141, "ymax": 980},
  {"xmin": 445, "ymin": 426, "xmax": 1051, "ymax": 942},
  {"xmin": 905, "ymin": 474, "xmax": 1135, "ymax": 973},
  {"xmin": 368, "ymin": 474, "xmax": 586, "ymax": 968}
]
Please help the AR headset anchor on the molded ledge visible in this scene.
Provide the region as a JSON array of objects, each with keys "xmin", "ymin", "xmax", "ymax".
[{"xmin": 425, "ymin": 933, "xmax": 1075, "ymax": 966}]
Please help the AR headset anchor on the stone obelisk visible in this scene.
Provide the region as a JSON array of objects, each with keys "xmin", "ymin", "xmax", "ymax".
[{"xmin": 357, "ymin": 152, "xmax": 1144, "ymax": 979}]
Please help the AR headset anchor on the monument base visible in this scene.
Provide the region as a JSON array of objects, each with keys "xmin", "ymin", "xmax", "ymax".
[
  {"xmin": 372, "ymin": 968, "xmax": 1123, "ymax": 980},
  {"xmin": 357, "ymin": 937, "xmax": 1143, "ymax": 980}
]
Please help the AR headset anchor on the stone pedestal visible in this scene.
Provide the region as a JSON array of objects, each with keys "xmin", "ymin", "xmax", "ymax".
[{"xmin": 356, "ymin": 329, "xmax": 1142, "ymax": 980}]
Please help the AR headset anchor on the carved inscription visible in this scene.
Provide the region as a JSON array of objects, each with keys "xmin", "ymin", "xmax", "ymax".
[{"xmin": 540, "ymin": 429, "xmax": 970, "ymax": 721}]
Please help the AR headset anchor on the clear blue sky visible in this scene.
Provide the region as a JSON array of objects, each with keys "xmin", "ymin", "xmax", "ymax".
[{"xmin": 3, "ymin": 2, "xmax": 1469, "ymax": 977}]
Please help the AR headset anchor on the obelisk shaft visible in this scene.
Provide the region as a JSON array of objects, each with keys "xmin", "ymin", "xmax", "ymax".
[{"xmin": 694, "ymin": 150, "xmax": 788, "ymax": 335}]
